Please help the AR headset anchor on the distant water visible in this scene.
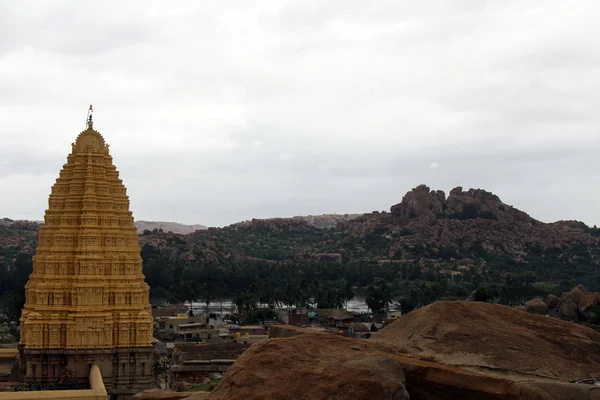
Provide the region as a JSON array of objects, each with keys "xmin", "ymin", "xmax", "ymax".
[{"xmin": 184, "ymin": 298, "xmax": 371, "ymax": 314}]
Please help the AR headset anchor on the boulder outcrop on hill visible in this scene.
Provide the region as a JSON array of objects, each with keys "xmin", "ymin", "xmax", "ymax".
[
  {"xmin": 389, "ymin": 185, "xmax": 511, "ymax": 221},
  {"xmin": 390, "ymin": 184, "xmax": 446, "ymax": 220},
  {"xmin": 210, "ymin": 302, "xmax": 600, "ymax": 399},
  {"xmin": 389, "ymin": 184, "xmax": 519, "ymax": 223},
  {"xmin": 134, "ymin": 221, "xmax": 208, "ymax": 235},
  {"xmin": 339, "ymin": 185, "xmax": 599, "ymax": 258}
]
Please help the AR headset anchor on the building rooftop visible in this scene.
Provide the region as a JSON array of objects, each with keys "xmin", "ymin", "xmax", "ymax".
[{"xmin": 229, "ymin": 325, "xmax": 264, "ymax": 330}]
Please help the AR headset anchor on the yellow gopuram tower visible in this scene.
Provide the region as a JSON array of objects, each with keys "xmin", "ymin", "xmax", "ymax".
[{"xmin": 19, "ymin": 111, "xmax": 154, "ymax": 395}]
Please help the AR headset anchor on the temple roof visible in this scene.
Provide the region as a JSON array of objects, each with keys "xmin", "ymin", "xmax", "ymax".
[{"xmin": 72, "ymin": 126, "xmax": 109, "ymax": 154}]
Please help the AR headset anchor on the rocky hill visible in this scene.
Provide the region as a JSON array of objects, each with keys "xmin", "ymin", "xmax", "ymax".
[
  {"xmin": 0, "ymin": 219, "xmax": 39, "ymax": 254},
  {"xmin": 189, "ymin": 184, "xmax": 598, "ymax": 270},
  {"xmin": 134, "ymin": 221, "xmax": 207, "ymax": 235},
  {"xmin": 2, "ymin": 184, "xmax": 600, "ymax": 319},
  {"xmin": 3, "ymin": 185, "xmax": 599, "ymax": 274},
  {"xmin": 338, "ymin": 184, "xmax": 597, "ymax": 257},
  {"xmin": 229, "ymin": 213, "xmax": 361, "ymax": 229}
]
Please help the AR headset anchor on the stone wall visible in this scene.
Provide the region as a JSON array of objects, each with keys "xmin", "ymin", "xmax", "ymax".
[{"xmin": 0, "ymin": 364, "xmax": 107, "ymax": 400}]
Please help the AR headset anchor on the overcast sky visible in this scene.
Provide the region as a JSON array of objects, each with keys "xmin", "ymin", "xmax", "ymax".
[{"xmin": 1, "ymin": 1, "xmax": 599, "ymax": 227}]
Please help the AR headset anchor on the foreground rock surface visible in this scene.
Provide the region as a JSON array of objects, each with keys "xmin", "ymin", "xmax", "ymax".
[
  {"xmin": 210, "ymin": 302, "xmax": 600, "ymax": 400},
  {"xmin": 373, "ymin": 301, "xmax": 600, "ymax": 381},
  {"xmin": 209, "ymin": 332, "xmax": 409, "ymax": 400},
  {"xmin": 134, "ymin": 389, "xmax": 210, "ymax": 399}
]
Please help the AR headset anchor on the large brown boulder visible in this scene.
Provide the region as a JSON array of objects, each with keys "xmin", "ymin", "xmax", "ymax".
[
  {"xmin": 545, "ymin": 294, "xmax": 560, "ymax": 309},
  {"xmin": 444, "ymin": 186, "xmax": 504, "ymax": 218},
  {"xmin": 560, "ymin": 285, "xmax": 588, "ymax": 306},
  {"xmin": 578, "ymin": 293, "xmax": 600, "ymax": 319},
  {"xmin": 524, "ymin": 298, "xmax": 548, "ymax": 315},
  {"xmin": 573, "ymin": 284, "xmax": 589, "ymax": 295},
  {"xmin": 372, "ymin": 301, "xmax": 600, "ymax": 381},
  {"xmin": 542, "ymin": 286, "xmax": 600, "ymax": 321},
  {"xmin": 209, "ymin": 332, "xmax": 409, "ymax": 400},
  {"xmin": 558, "ymin": 298, "xmax": 579, "ymax": 320}
]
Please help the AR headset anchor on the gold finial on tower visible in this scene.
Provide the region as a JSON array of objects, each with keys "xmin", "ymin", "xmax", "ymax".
[{"xmin": 86, "ymin": 104, "xmax": 93, "ymax": 129}]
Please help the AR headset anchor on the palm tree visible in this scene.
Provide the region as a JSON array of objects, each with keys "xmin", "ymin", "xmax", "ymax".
[
  {"xmin": 233, "ymin": 291, "xmax": 246, "ymax": 317},
  {"xmin": 343, "ymin": 281, "xmax": 355, "ymax": 308},
  {"xmin": 234, "ymin": 288, "xmax": 259, "ymax": 323},
  {"xmin": 365, "ymin": 279, "xmax": 392, "ymax": 313},
  {"xmin": 203, "ymin": 281, "xmax": 214, "ymax": 314},
  {"xmin": 310, "ymin": 280, "xmax": 322, "ymax": 308},
  {"xmin": 283, "ymin": 282, "xmax": 295, "ymax": 308},
  {"xmin": 297, "ymin": 279, "xmax": 309, "ymax": 314}
]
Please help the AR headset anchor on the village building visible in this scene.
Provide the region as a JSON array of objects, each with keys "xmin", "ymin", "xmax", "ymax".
[
  {"xmin": 155, "ymin": 314, "xmax": 208, "ymax": 332},
  {"xmin": 151, "ymin": 305, "xmax": 189, "ymax": 319},
  {"xmin": 166, "ymin": 342, "xmax": 250, "ymax": 388},
  {"xmin": 227, "ymin": 325, "xmax": 267, "ymax": 338},
  {"xmin": 386, "ymin": 310, "xmax": 403, "ymax": 320}
]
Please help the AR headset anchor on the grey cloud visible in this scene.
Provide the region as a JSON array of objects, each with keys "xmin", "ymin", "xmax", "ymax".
[
  {"xmin": 1, "ymin": 0, "xmax": 599, "ymax": 227},
  {"xmin": 0, "ymin": 1, "xmax": 155, "ymax": 56}
]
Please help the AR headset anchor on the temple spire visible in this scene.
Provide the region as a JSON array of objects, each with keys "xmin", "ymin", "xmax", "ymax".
[
  {"xmin": 86, "ymin": 104, "xmax": 93, "ymax": 129},
  {"xmin": 20, "ymin": 116, "xmax": 153, "ymax": 392}
]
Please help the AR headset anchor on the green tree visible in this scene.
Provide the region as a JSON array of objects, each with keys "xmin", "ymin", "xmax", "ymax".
[
  {"xmin": 519, "ymin": 271, "xmax": 538, "ymax": 285},
  {"xmin": 365, "ymin": 278, "xmax": 392, "ymax": 313},
  {"xmin": 202, "ymin": 281, "xmax": 214, "ymax": 313}
]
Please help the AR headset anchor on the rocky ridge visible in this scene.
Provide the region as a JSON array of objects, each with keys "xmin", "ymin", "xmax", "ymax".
[
  {"xmin": 135, "ymin": 185, "xmax": 599, "ymax": 272},
  {"xmin": 228, "ymin": 213, "xmax": 361, "ymax": 230},
  {"xmin": 135, "ymin": 221, "xmax": 207, "ymax": 235},
  {"xmin": 0, "ymin": 219, "xmax": 39, "ymax": 251},
  {"xmin": 3, "ymin": 185, "xmax": 599, "ymax": 263},
  {"xmin": 3, "ymin": 185, "xmax": 600, "ymax": 318},
  {"xmin": 337, "ymin": 184, "xmax": 598, "ymax": 258}
]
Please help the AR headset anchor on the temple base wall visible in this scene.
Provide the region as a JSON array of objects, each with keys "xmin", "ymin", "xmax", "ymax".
[{"xmin": 19, "ymin": 345, "xmax": 154, "ymax": 396}]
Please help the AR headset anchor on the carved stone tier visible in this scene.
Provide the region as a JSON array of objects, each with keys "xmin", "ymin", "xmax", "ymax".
[{"xmin": 20, "ymin": 123, "xmax": 153, "ymax": 394}]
